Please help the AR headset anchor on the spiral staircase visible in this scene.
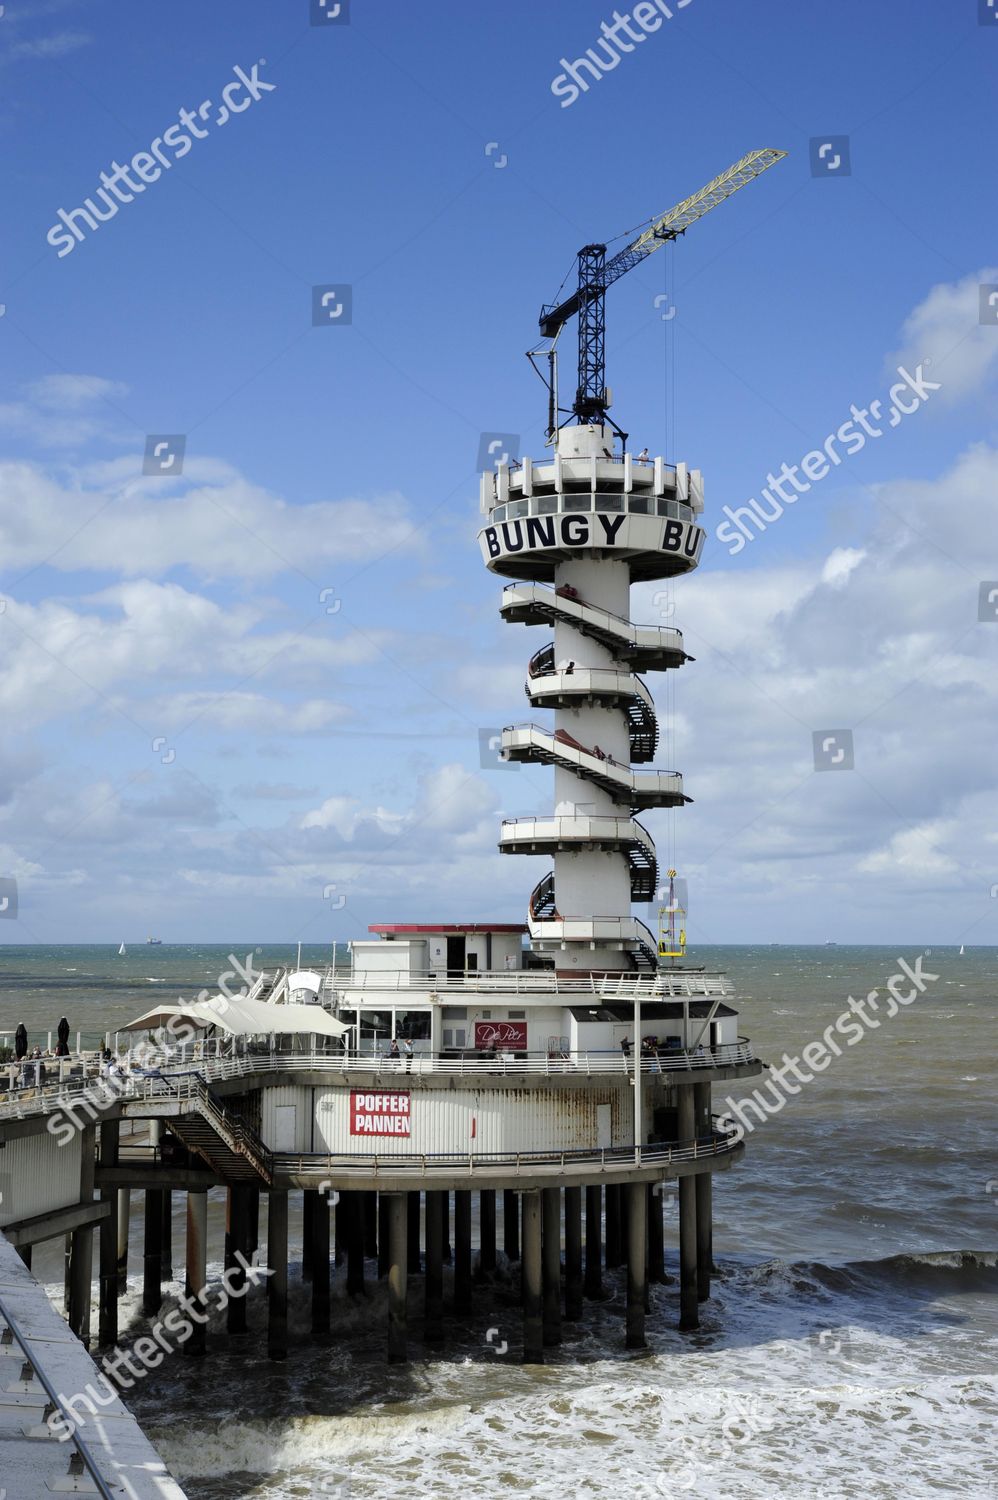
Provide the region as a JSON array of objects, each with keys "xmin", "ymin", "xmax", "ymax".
[{"xmin": 479, "ymin": 422, "xmax": 705, "ymax": 978}]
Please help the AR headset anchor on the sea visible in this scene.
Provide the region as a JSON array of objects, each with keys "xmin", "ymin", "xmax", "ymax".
[{"xmin": 0, "ymin": 942, "xmax": 994, "ymax": 1500}]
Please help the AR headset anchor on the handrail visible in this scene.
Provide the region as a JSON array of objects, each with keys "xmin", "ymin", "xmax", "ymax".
[
  {"xmin": 271, "ymin": 1124, "xmax": 738, "ymax": 1179},
  {"xmin": 501, "ymin": 581, "xmax": 682, "ymax": 640},
  {"xmin": 503, "ymin": 723, "xmax": 680, "ymax": 779},
  {"xmin": 0, "ymin": 1290, "xmax": 118, "ymax": 1500}
]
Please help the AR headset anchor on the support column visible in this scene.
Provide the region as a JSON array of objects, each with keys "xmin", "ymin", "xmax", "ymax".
[
  {"xmin": 693, "ymin": 1080, "xmax": 713, "ymax": 1301},
  {"xmin": 160, "ymin": 1190, "xmax": 173, "ymax": 1281},
  {"xmin": 378, "ymin": 1194, "xmax": 391, "ymax": 1279},
  {"xmin": 302, "ymin": 1189, "xmax": 315, "ymax": 1283},
  {"xmin": 407, "ymin": 1191, "xmax": 421, "ymax": 1273},
  {"xmin": 564, "ymin": 1186, "xmax": 583, "ymax": 1321},
  {"xmin": 478, "ymin": 1189, "xmax": 496, "ymax": 1277},
  {"xmin": 184, "ymin": 1189, "xmax": 208, "ymax": 1357},
  {"xmin": 247, "ymin": 1185, "xmax": 260, "ymax": 1260},
  {"xmin": 423, "ymin": 1190, "xmax": 444, "ymax": 1343},
  {"xmin": 312, "ymin": 1189, "xmax": 331, "ymax": 1342},
  {"xmin": 584, "ymin": 1185, "xmax": 603, "ymax": 1299},
  {"xmin": 647, "ymin": 1184, "xmax": 668, "ymax": 1284},
  {"xmin": 453, "ymin": 1190, "xmax": 472, "ymax": 1315},
  {"xmin": 116, "ymin": 1188, "xmax": 130, "ymax": 1294},
  {"xmin": 626, "ymin": 1181, "xmax": 647, "ymax": 1349},
  {"xmin": 364, "ymin": 1190, "xmax": 379, "ymax": 1259},
  {"xmin": 346, "ymin": 1190, "xmax": 365, "ymax": 1297},
  {"xmin": 542, "ymin": 1186, "xmax": 561, "ymax": 1347},
  {"xmin": 267, "ymin": 1189, "xmax": 289, "ymax": 1360},
  {"xmin": 67, "ymin": 1125, "xmax": 96, "ymax": 1345},
  {"xmin": 441, "ymin": 1191, "xmax": 452, "ymax": 1264},
  {"xmin": 227, "ymin": 1185, "xmax": 249, "ymax": 1335},
  {"xmin": 605, "ymin": 1184, "xmax": 622, "ymax": 1268},
  {"xmin": 387, "ymin": 1193, "xmax": 408, "ymax": 1364},
  {"xmin": 503, "ymin": 1189, "xmax": 519, "ymax": 1262},
  {"xmin": 98, "ymin": 1122, "xmax": 119, "ymax": 1349},
  {"xmin": 521, "ymin": 1190, "xmax": 543, "ymax": 1364},
  {"xmin": 677, "ymin": 1088, "xmax": 698, "ymax": 1331},
  {"xmin": 142, "ymin": 1186, "xmax": 163, "ymax": 1317}
]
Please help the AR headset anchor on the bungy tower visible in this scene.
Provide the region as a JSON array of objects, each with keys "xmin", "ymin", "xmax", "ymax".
[{"xmin": 482, "ymin": 432, "xmax": 700, "ymax": 976}]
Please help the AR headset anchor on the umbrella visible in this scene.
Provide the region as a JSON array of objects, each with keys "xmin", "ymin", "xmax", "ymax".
[
  {"xmin": 14, "ymin": 1023, "xmax": 27, "ymax": 1060},
  {"xmin": 56, "ymin": 1016, "xmax": 70, "ymax": 1057}
]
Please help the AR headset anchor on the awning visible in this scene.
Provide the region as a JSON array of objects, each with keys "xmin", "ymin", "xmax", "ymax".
[{"xmin": 121, "ymin": 995, "xmax": 348, "ymax": 1038}]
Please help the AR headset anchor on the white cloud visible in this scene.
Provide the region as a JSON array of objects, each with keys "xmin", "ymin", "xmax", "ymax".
[
  {"xmin": 890, "ymin": 265, "xmax": 998, "ymax": 405},
  {"xmin": 0, "ymin": 458, "xmax": 420, "ymax": 579}
]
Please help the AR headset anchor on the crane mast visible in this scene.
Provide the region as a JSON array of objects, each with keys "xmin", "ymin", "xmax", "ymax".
[{"xmin": 537, "ymin": 148, "xmax": 788, "ymax": 434}]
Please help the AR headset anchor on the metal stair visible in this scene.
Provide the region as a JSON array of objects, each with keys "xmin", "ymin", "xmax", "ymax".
[{"xmin": 155, "ymin": 1075, "xmax": 273, "ymax": 1184}]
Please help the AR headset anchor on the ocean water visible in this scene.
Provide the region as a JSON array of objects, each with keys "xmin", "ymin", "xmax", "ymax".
[{"xmin": 3, "ymin": 944, "xmax": 995, "ymax": 1499}]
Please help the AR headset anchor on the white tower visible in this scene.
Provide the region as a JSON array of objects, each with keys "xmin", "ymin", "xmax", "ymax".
[{"xmin": 479, "ymin": 423, "xmax": 705, "ymax": 976}]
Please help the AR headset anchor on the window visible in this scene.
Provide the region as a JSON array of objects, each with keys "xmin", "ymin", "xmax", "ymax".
[
  {"xmin": 508, "ymin": 499, "xmax": 529, "ymax": 518},
  {"xmin": 492, "ymin": 504, "xmax": 506, "ymax": 523},
  {"xmin": 442, "ymin": 1006, "xmax": 467, "ymax": 1020},
  {"xmin": 443, "ymin": 1028, "xmax": 467, "ymax": 1049},
  {"xmin": 563, "ymin": 494, "xmax": 592, "ymax": 511},
  {"xmin": 481, "ymin": 1010, "xmax": 491, "ymax": 1019},
  {"xmin": 628, "ymin": 495, "xmax": 651, "ymax": 514},
  {"xmin": 509, "ymin": 1010, "xmax": 526, "ymax": 1020},
  {"xmin": 598, "ymin": 493, "xmax": 624, "ymax": 511},
  {"xmin": 536, "ymin": 494, "xmax": 558, "ymax": 514}
]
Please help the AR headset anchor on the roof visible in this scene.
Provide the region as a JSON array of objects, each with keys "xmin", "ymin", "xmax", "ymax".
[{"xmin": 369, "ymin": 923, "xmax": 528, "ymax": 935}]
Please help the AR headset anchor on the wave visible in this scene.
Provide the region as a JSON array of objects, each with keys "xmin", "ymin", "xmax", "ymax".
[{"xmin": 726, "ymin": 1249, "xmax": 998, "ymax": 1300}]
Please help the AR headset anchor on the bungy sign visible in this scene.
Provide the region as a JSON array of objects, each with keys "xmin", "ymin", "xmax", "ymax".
[
  {"xmin": 478, "ymin": 511, "xmax": 705, "ymax": 568},
  {"xmin": 350, "ymin": 1090, "xmax": 411, "ymax": 1136},
  {"xmin": 474, "ymin": 1020, "xmax": 528, "ymax": 1051}
]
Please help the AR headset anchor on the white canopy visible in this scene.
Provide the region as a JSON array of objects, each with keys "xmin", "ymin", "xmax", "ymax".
[{"xmin": 121, "ymin": 994, "xmax": 348, "ymax": 1038}]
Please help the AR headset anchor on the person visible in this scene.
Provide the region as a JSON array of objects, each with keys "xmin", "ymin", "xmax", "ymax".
[
  {"xmin": 565, "ymin": 660, "xmax": 575, "ymax": 675},
  {"xmin": 389, "ymin": 1037, "xmax": 401, "ymax": 1066},
  {"xmin": 620, "ymin": 1036, "xmax": 630, "ymax": 1060},
  {"xmin": 637, "ymin": 447, "xmax": 650, "ymax": 463},
  {"xmin": 403, "ymin": 1038, "xmax": 413, "ymax": 1072}
]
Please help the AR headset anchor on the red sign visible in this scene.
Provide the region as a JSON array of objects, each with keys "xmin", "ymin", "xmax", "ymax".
[
  {"xmin": 349, "ymin": 1090, "xmax": 411, "ymax": 1136},
  {"xmin": 474, "ymin": 1020, "xmax": 528, "ymax": 1051}
]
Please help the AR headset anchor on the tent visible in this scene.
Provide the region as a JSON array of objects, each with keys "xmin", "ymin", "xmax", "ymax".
[{"xmin": 121, "ymin": 994, "xmax": 348, "ymax": 1038}]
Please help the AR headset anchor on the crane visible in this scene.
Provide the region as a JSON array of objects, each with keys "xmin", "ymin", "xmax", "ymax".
[{"xmin": 532, "ymin": 148, "xmax": 788, "ymax": 441}]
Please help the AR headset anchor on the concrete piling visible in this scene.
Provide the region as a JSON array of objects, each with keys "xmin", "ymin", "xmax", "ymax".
[
  {"xmin": 564, "ymin": 1186, "xmax": 583, "ymax": 1321},
  {"xmin": 503, "ymin": 1189, "xmax": 519, "ymax": 1261},
  {"xmin": 267, "ymin": 1189, "xmax": 289, "ymax": 1360},
  {"xmin": 423, "ymin": 1189, "xmax": 444, "ymax": 1343},
  {"xmin": 479, "ymin": 1189, "xmax": 497, "ymax": 1276},
  {"xmin": 98, "ymin": 1122, "xmax": 119, "ymax": 1348},
  {"xmin": 521, "ymin": 1189, "xmax": 543, "ymax": 1364},
  {"xmin": 605, "ymin": 1183, "xmax": 622, "ymax": 1268},
  {"xmin": 584, "ymin": 1185, "xmax": 603, "ymax": 1299},
  {"xmin": 142, "ymin": 1186, "xmax": 163, "ymax": 1318},
  {"xmin": 453, "ymin": 1189, "xmax": 472, "ymax": 1314},
  {"xmin": 625, "ymin": 1181, "xmax": 647, "ymax": 1350},
  {"xmin": 542, "ymin": 1186, "xmax": 561, "ymax": 1347},
  {"xmin": 184, "ymin": 1190, "xmax": 208, "ymax": 1357},
  {"xmin": 387, "ymin": 1192, "xmax": 408, "ymax": 1364},
  {"xmin": 116, "ymin": 1188, "xmax": 130, "ymax": 1293},
  {"xmin": 311, "ymin": 1189, "xmax": 331, "ymax": 1342},
  {"xmin": 677, "ymin": 1088, "xmax": 699, "ymax": 1331}
]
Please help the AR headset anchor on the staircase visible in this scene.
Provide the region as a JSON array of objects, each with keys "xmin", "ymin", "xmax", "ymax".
[{"xmin": 148, "ymin": 1075, "xmax": 274, "ymax": 1184}]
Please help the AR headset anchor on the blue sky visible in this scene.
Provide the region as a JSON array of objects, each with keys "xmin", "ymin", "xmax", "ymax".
[{"xmin": 1, "ymin": 0, "xmax": 997, "ymax": 945}]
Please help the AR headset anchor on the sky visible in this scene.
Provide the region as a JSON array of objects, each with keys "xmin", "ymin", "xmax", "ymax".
[{"xmin": 0, "ymin": 0, "xmax": 997, "ymax": 947}]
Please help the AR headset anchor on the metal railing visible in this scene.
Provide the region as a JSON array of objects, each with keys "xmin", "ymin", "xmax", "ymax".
[
  {"xmin": 273, "ymin": 1122, "xmax": 740, "ymax": 1181},
  {"xmin": 330, "ymin": 966, "xmax": 732, "ymax": 996},
  {"xmin": 0, "ymin": 1289, "xmax": 118, "ymax": 1500}
]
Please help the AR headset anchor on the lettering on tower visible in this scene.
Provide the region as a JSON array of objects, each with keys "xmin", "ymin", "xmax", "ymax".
[{"xmin": 479, "ymin": 512, "xmax": 705, "ymax": 567}]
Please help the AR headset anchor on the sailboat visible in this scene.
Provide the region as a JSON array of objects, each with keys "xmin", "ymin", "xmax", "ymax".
[
  {"xmin": 959, "ymin": 944, "xmax": 965, "ymax": 955},
  {"xmin": 118, "ymin": 941, "xmax": 126, "ymax": 956}
]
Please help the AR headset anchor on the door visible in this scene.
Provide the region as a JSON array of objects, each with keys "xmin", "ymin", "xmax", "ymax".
[
  {"xmin": 274, "ymin": 1105, "xmax": 297, "ymax": 1152},
  {"xmin": 596, "ymin": 1103, "xmax": 612, "ymax": 1150},
  {"xmin": 446, "ymin": 935, "xmax": 465, "ymax": 977}
]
